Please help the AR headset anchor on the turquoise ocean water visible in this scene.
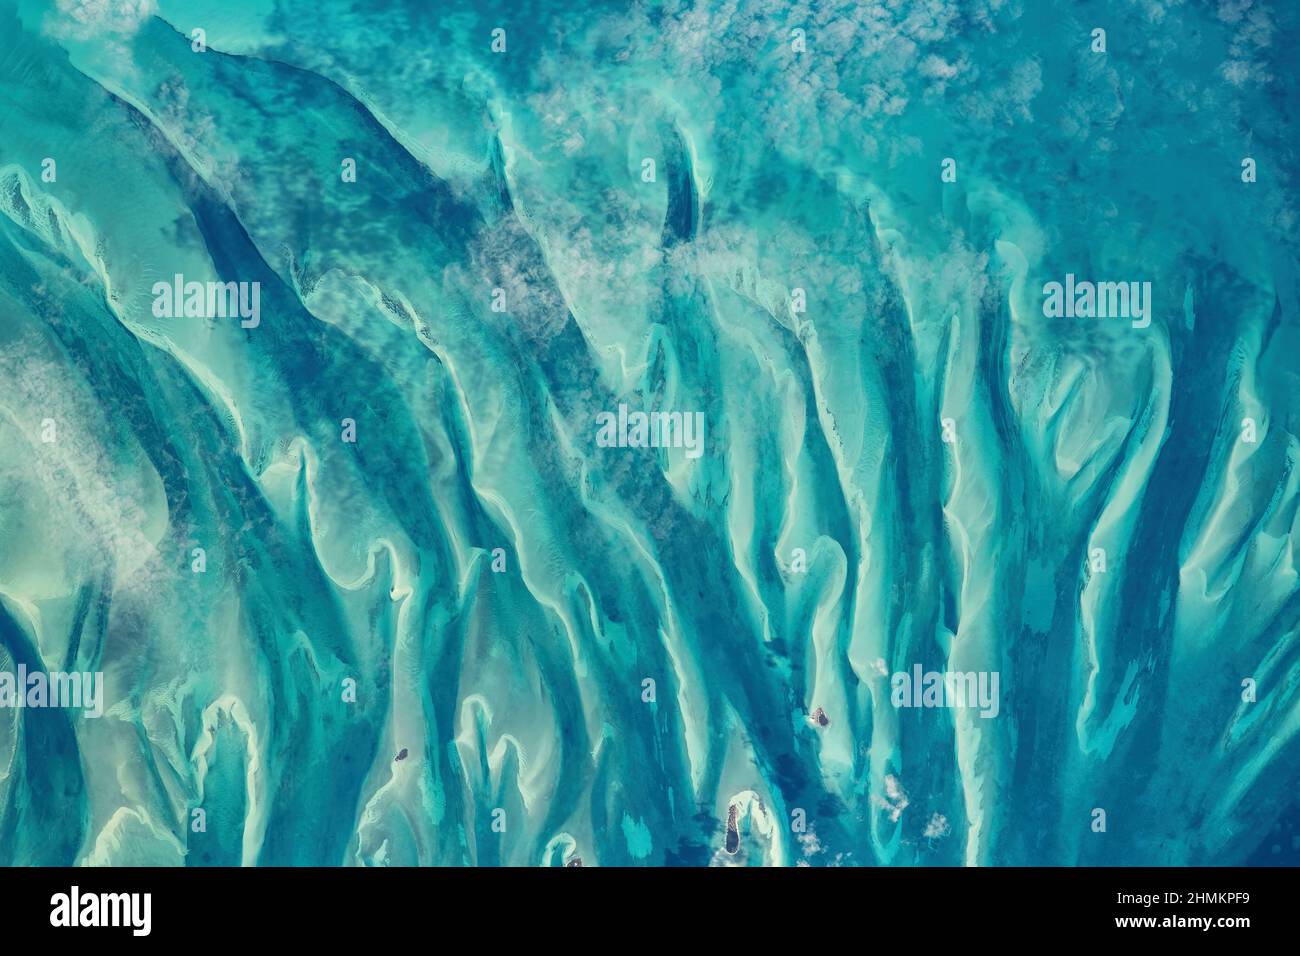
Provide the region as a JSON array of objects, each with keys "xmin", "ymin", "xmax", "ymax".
[{"xmin": 1, "ymin": 0, "xmax": 1298, "ymax": 866}]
